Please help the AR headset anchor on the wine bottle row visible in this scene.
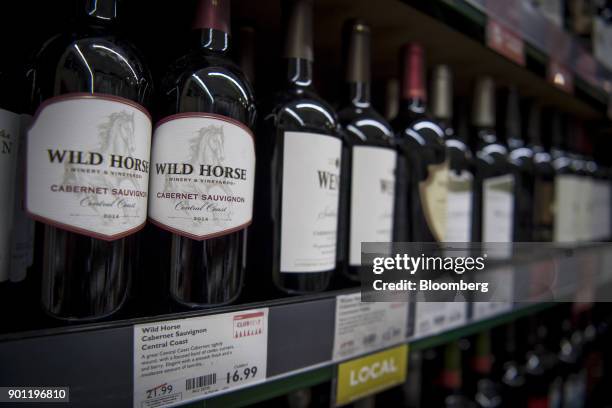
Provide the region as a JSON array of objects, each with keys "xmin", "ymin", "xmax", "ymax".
[{"xmin": 0, "ymin": 0, "xmax": 610, "ymax": 323}]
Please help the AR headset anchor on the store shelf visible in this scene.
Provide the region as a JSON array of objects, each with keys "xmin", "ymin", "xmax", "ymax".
[
  {"xmin": 232, "ymin": 0, "xmax": 612, "ymax": 120},
  {"xmin": 2, "ymin": 244, "xmax": 610, "ymax": 408}
]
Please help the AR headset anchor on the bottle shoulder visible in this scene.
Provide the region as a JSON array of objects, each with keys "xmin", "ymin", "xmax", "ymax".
[
  {"xmin": 392, "ymin": 111, "xmax": 446, "ymax": 153},
  {"xmin": 263, "ymin": 87, "xmax": 339, "ymax": 136},
  {"xmin": 338, "ymin": 105, "xmax": 394, "ymax": 146},
  {"xmin": 31, "ymin": 29, "xmax": 152, "ymax": 106},
  {"xmin": 159, "ymin": 51, "xmax": 256, "ymax": 127}
]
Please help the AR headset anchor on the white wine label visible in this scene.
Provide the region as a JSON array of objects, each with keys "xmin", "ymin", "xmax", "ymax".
[
  {"xmin": 554, "ymin": 174, "xmax": 580, "ymax": 243},
  {"xmin": 419, "ymin": 160, "xmax": 449, "ymax": 242},
  {"xmin": 0, "ymin": 108, "xmax": 22, "ymax": 282},
  {"xmin": 280, "ymin": 131, "xmax": 341, "ymax": 273},
  {"xmin": 349, "ymin": 146, "xmax": 396, "ymax": 266},
  {"xmin": 148, "ymin": 114, "xmax": 255, "ymax": 240},
  {"xmin": 576, "ymin": 177, "xmax": 593, "ymax": 242},
  {"xmin": 26, "ymin": 94, "xmax": 152, "ymax": 240},
  {"xmin": 332, "ymin": 293, "xmax": 408, "ymax": 361},
  {"xmin": 134, "ymin": 308, "xmax": 268, "ymax": 408},
  {"xmin": 482, "ymin": 174, "xmax": 514, "ymax": 242},
  {"xmin": 444, "ymin": 170, "xmax": 473, "ymax": 243},
  {"xmin": 9, "ymin": 114, "xmax": 34, "ymax": 282},
  {"xmin": 592, "ymin": 180, "xmax": 611, "ymax": 240}
]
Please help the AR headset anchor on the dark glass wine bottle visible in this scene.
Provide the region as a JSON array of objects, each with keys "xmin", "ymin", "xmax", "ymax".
[
  {"xmin": 440, "ymin": 341, "xmax": 475, "ymax": 408},
  {"xmin": 27, "ymin": 0, "xmax": 152, "ymax": 320},
  {"xmin": 551, "ymin": 114, "xmax": 579, "ymax": 244},
  {"xmin": 494, "ymin": 322, "xmax": 526, "ymax": 407},
  {"xmin": 149, "ymin": 0, "xmax": 256, "ymax": 307},
  {"xmin": 528, "ymin": 104, "xmax": 555, "ymax": 242},
  {"xmin": 257, "ymin": 0, "xmax": 341, "ymax": 294},
  {"xmin": 470, "ymin": 77, "xmax": 514, "ymax": 255},
  {"xmin": 502, "ymin": 87, "xmax": 534, "ymax": 242},
  {"xmin": 337, "ymin": 19, "xmax": 395, "ymax": 281},
  {"xmin": 392, "ymin": 43, "xmax": 447, "ymax": 243},
  {"xmin": 431, "ymin": 65, "xmax": 474, "ymax": 244},
  {"xmin": 469, "ymin": 331, "xmax": 502, "ymax": 408}
]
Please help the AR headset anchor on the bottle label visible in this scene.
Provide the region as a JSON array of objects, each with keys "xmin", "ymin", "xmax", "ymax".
[
  {"xmin": 576, "ymin": 176, "xmax": 593, "ymax": 241},
  {"xmin": 349, "ymin": 146, "xmax": 396, "ymax": 266},
  {"xmin": 419, "ymin": 160, "xmax": 449, "ymax": 241},
  {"xmin": 281, "ymin": 131, "xmax": 341, "ymax": 273},
  {"xmin": 9, "ymin": 114, "xmax": 35, "ymax": 282},
  {"xmin": 26, "ymin": 94, "xmax": 152, "ymax": 240},
  {"xmin": 148, "ymin": 114, "xmax": 255, "ymax": 239},
  {"xmin": 533, "ymin": 178, "xmax": 554, "ymax": 232},
  {"xmin": 444, "ymin": 170, "xmax": 473, "ymax": 242},
  {"xmin": 0, "ymin": 107, "xmax": 21, "ymax": 282},
  {"xmin": 482, "ymin": 174, "xmax": 515, "ymax": 242},
  {"xmin": 553, "ymin": 174, "xmax": 580, "ymax": 243}
]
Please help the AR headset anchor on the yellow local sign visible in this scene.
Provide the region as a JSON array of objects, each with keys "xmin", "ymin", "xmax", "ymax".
[{"xmin": 336, "ymin": 344, "xmax": 408, "ymax": 406}]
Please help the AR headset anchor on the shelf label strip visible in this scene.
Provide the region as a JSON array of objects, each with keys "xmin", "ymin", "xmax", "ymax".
[{"xmin": 332, "ymin": 293, "xmax": 408, "ymax": 362}]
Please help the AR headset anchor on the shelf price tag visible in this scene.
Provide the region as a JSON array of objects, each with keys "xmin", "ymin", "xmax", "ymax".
[
  {"xmin": 335, "ymin": 344, "xmax": 408, "ymax": 406},
  {"xmin": 332, "ymin": 293, "xmax": 408, "ymax": 362},
  {"xmin": 548, "ymin": 60, "xmax": 574, "ymax": 93},
  {"xmin": 133, "ymin": 308, "xmax": 268, "ymax": 408},
  {"xmin": 486, "ymin": 18, "xmax": 525, "ymax": 66}
]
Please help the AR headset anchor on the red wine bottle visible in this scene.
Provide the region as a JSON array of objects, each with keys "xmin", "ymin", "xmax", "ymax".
[
  {"xmin": 392, "ymin": 43, "xmax": 448, "ymax": 243},
  {"xmin": 528, "ymin": 104, "xmax": 554, "ymax": 242},
  {"xmin": 337, "ymin": 20, "xmax": 395, "ymax": 281},
  {"xmin": 27, "ymin": 0, "xmax": 153, "ymax": 320},
  {"xmin": 470, "ymin": 78, "xmax": 514, "ymax": 253},
  {"xmin": 149, "ymin": 0, "xmax": 256, "ymax": 307},
  {"xmin": 257, "ymin": 0, "xmax": 341, "ymax": 294},
  {"xmin": 551, "ymin": 113, "xmax": 578, "ymax": 243},
  {"xmin": 502, "ymin": 87, "xmax": 534, "ymax": 242}
]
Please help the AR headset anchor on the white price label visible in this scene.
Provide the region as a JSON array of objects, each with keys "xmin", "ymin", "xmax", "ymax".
[
  {"xmin": 332, "ymin": 293, "xmax": 408, "ymax": 362},
  {"xmin": 413, "ymin": 301, "xmax": 468, "ymax": 338},
  {"xmin": 472, "ymin": 265, "xmax": 514, "ymax": 320},
  {"xmin": 133, "ymin": 309, "xmax": 268, "ymax": 408}
]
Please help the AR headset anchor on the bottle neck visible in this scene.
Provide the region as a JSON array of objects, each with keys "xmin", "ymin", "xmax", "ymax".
[
  {"xmin": 345, "ymin": 82, "xmax": 370, "ymax": 107},
  {"xmin": 286, "ymin": 58, "xmax": 313, "ymax": 88},
  {"xmin": 193, "ymin": 28, "xmax": 229, "ymax": 53},
  {"xmin": 400, "ymin": 97, "xmax": 427, "ymax": 116},
  {"xmin": 81, "ymin": 0, "xmax": 119, "ymax": 25}
]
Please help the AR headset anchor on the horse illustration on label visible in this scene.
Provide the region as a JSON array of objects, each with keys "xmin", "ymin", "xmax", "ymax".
[
  {"xmin": 163, "ymin": 124, "xmax": 236, "ymax": 227},
  {"xmin": 61, "ymin": 110, "xmax": 142, "ymax": 226}
]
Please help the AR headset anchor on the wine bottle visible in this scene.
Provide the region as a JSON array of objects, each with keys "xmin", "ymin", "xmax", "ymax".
[
  {"xmin": 471, "ymin": 77, "xmax": 514, "ymax": 255},
  {"xmin": 440, "ymin": 341, "xmax": 474, "ymax": 408},
  {"xmin": 0, "ymin": 68, "xmax": 24, "ymax": 284},
  {"xmin": 528, "ymin": 104, "xmax": 555, "ymax": 242},
  {"xmin": 149, "ymin": 0, "xmax": 256, "ymax": 307},
  {"xmin": 495, "ymin": 322, "xmax": 526, "ymax": 407},
  {"xmin": 431, "ymin": 66, "xmax": 474, "ymax": 244},
  {"xmin": 392, "ymin": 43, "xmax": 448, "ymax": 243},
  {"xmin": 551, "ymin": 113, "xmax": 579, "ymax": 244},
  {"xmin": 469, "ymin": 331, "xmax": 502, "ymax": 408},
  {"xmin": 570, "ymin": 121, "xmax": 593, "ymax": 243},
  {"xmin": 524, "ymin": 315, "xmax": 561, "ymax": 408},
  {"xmin": 26, "ymin": 0, "xmax": 153, "ymax": 320},
  {"xmin": 502, "ymin": 87, "xmax": 534, "ymax": 242},
  {"xmin": 337, "ymin": 19, "xmax": 395, "ymax": 281},
  {"xmin": 256, "ymin": 0, "xmax": 341, "ymax": 293}
]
